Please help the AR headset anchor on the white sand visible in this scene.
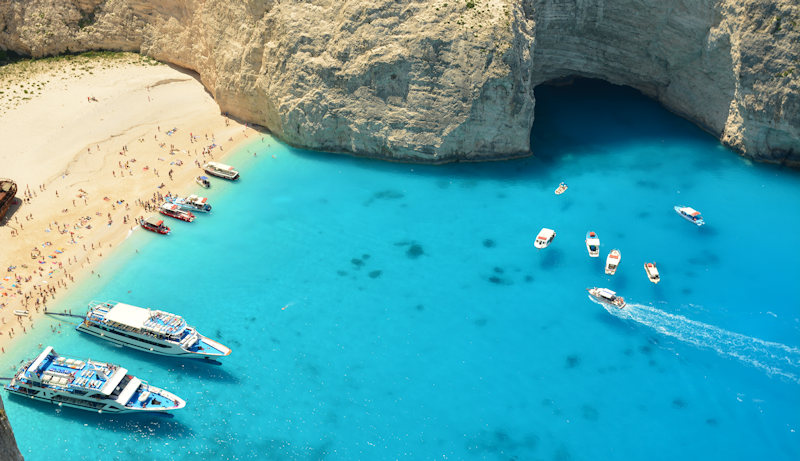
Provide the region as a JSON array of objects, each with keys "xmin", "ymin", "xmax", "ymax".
[{"xmin": 0, "ymin": 53, "xmax": 258, "ymax": 352}]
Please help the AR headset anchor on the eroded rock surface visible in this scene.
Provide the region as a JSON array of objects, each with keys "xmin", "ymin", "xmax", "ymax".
[{"xmin": 0, "ymin": 0, "xmax": 798, "ymax": 165}]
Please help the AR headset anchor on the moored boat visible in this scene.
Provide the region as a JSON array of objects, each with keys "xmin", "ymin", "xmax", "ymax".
[
  {"xmin": 605, "ymin": 249, "xmax": 621, "ymax": 275},
  {"xmin": 554, "ymin": 182, "xmax": 568, "ymax": 195},
  {"xmin": 167, "ymin": 195, "xmax": 212, "ymax": 213},
  {"xmin": 4, "ymin": 346, "xmax": 185, "ymax": 414},
  {"xmin": 140, "ymin": 215, "xmax": 170, "ymax": 235},
  {"xmin": 585, "ymin": 231, "xmax": 600, "ymax": 257},
  {"xmin": 534, "ymin": 228, "xmax": 556, "ymax": 249},
  {"xmin": 76, "ymin": 301, "xmax": 231, "ymax": 359},
  {"xmin": 203, "ymin": 161, "xmax": 239, "ymax": 180},
  {"xmin": 0, "ymin": 178, "xmax": 17, "ymax": 222},
  {"xmin": 644, "ymin": 262, "xmax": 660, "ymax": 283},
  {"xmin": 674, "ymin": 205, "xmax": 705, "ymax": 226},
  {"xmin": 196, "ymin": 175, "xmax": 211, "ymax": 188},
  {"xmin": 159, "ymin": 203, "xmax": 195, "ymax": 222},
  {"xmin": 587, "ymin": 287, "xmax": 626, "ymax": 309}
]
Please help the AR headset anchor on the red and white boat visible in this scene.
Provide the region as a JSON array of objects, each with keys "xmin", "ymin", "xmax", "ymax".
[
  {"xmin": 159, "ymin": 203, "xmax": 195, "ymax": 222},
  {"xmin": 140, "ymin": 216, "xmax": 170, "ymax": 235},
  {"xmin": 644, "ymin": 262, "xmax": 660, "ymax": 283},
  {"xmin": 585, "ymin": 231, "xmax": 600, "ymax": 257},
  {"xmin": 605, "ymin": 249, "xmax": 621, "ymax": 275}
]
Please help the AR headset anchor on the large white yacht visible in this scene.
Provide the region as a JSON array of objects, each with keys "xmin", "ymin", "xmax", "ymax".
[
  {"xmin": 4, "ymin": 346, "xmax": 185, "ymax": 414},
  {"xmin": 76, "ymin": 301, "xmax": 231, "ymax": 360}
]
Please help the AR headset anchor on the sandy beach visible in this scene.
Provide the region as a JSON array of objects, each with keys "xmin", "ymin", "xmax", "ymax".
[{"xmin": 0, "ymin": 53, "xmax": 257, "ymax": 355}]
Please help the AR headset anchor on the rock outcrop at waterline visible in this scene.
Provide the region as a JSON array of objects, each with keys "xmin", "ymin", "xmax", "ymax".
[
  {"xmin": 0, "ymin": 0, "xmax": 798, "ymax": 165},
  {"xmin": 0, "ymin": 396, "xmax": 23, "ymax": 461}
]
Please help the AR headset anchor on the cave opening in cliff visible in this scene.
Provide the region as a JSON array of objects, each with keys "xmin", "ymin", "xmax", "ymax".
[{"xmin": 529, "ymin": 77, "xmax": 709, "ymax": 164}]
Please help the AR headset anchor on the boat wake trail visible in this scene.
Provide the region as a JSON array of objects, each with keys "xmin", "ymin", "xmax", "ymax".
[{"xmin": 598, "ymin": 298, "xmax": 800, "ymax": 384}]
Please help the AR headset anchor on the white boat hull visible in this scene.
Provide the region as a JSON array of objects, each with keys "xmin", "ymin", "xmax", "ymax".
[
  {"xmin": 605, "ymin": 250, "xmax": 621, "ymax": 275},
  {"xmin": 76, "ymin": 322, "xmax": 229, "ymax": 359},
  {"xmin": 5, "ymin": 386, "xmax": 181, "ymax": 414}
]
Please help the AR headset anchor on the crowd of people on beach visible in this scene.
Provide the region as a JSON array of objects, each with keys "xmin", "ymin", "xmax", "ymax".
[{"xmin": 0, "ymin": 117, "xmax": 249, "ymax": 353}]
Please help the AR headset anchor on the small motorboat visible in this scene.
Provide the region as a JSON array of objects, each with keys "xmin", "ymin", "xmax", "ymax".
[
  {"xmin": 605, "ymin": 249, "xmax": 621, "ymax": 275},
  {"xmin": 196, "ymin": 175, "xmax": 211, "ymax": 188},
  {"xmin": 140, "ymin": 215, "xmax": 170, "ymax": 235},
  {"xmin": 534, "ymin": 228, "xmax": 556, "ymax": 249},
  {"xmin": 159, "ymin": 203, "xmax": 195, "ymax": 222},
  {"xmin": 587, "ymin": 287, "xmax": 626, "ymax": 309},
  {"xmin": 203, "ymin": 161, "xmax": 239, "ymax": 180},
  {"xmin": 644, "ymin": 262, "xmax": 660, "ymax": 284},
  {"xmin": 554, "ymin": 182, "xmax": 568, "ymax": 195},
  {"xmin": 674, "ymin": 205, "xmax": 704, "ymax": 226},
  {"xmin": 585, "ymin": 231, "xmax": 600, "ymax": 257}
]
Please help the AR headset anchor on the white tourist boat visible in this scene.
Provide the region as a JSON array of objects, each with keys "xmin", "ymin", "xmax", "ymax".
[
  {"xmin": 167, "ymin": 194, "xmax": 212, "ymax": 213},
  {"xmin": 585, "ymin": 231, "xmax": 600, "ymax": 257},
  {"xmin": 203, "ymin": 161, "xmax": 239, "ymax": 180},
  {"xmin": 605, "ymin": 249, "xmax": 621, "ymax": 275},
  {"xmin": 76, "ymin": 301, "xmax": 231, "ymax": 360},
  {"xmin": 534, "ymin": 228, "xmax": 556, "ymax": 249},
  {"xmin": 4, "ymin": 346, "xmax": 185, "ymax": 414},
  {"xmin": 644, "ymin": 262, "xmax": 661, "ymax": 283},
  {"xmin": 554, "ymin": 182, "xmax": 568, "ymax": 195},
  {"xmin": 674, "ymin": 205, "xmax": 705, "ymax": 226},
  {"xmin": 587, "ymin": 287, "xmax": 626, "ymax": 309}
]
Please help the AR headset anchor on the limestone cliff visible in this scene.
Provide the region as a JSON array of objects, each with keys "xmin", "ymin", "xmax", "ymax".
[
  {"xmin": 0, "ymin": 0, "xmax": 797, "ymax": 165},
  {"xmin": 0, "ymin": 396, "xmax": 23, "ymax": 461}
]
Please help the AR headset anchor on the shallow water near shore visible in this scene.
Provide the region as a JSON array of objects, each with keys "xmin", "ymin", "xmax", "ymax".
[{"xmin": 4, "ymin": 80, "xmax": 800, "ymax": 460}]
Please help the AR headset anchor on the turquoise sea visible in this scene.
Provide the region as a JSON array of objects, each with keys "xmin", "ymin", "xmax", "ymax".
[{"xmin": 3, "ymin": 80, "xmax": 800, "ymax": 460}]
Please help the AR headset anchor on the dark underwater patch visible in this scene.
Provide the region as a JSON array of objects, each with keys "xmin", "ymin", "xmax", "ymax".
[
  {"xmin": 483, "ymin": 239, "xmax": 495, "ymax": 248},
  {"xmin": 351, "ymin": 258, "xmax": 364, "ymax": 267},
  {"xmin": 364, "ymin": 189, "xmax": 405, "ymax": 206},
  {"xmin": 407, "ymin": 243, "xmax": 425, "ymax": 259},
  {"xmin": 566, "ymin": 355, "xmax": 581, "ymax": 368},
  {"xmin": 465, "ymin": 429, "xmax": 539, "ymax": 457},
  {"xmin": 368, "ymin": 270, "xmax": 382, "ymax": 279},
  {"xmin": 672, "ymin": 398, "xmax": 687, "ymax": 409},
  {"xmin": 487, "ymin": 275, "xmax": 512, "ymax": 285},
  {"xmin": 581, "ymin": 404, "xmax": 599, "ymax": 421}
]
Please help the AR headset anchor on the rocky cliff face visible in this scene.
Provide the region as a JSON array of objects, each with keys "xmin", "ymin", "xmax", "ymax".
[
  {"xmin": 0, "ymin": 0, "xmax": 797, "ymax": 165},
  {"xmin": 0, "ymin": 396, "xmax": 23, "ymax": 461}
]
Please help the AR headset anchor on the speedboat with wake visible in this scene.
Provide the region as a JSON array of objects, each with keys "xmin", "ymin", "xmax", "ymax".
[
  {"xmin": 76, "ymin": 301, "xmax": 231, "ymax": 360},
  {"xmin": 534, "ymin": 228, "xmax": 556, "ymax": 249},
  {"xmin": 644, "ymin": 262, "xmax": 660, "ymax": 283},
  {"xmin": 4, "ymin": 346, "xmax": 185, "ymax": 414},
  {"xmin": 585, "ymin": 231, "xmax": 600, "ymax": 257},
  {"xmin": 674, "ymin": 205, "xmax": 704, "ymax": 226},
  {"xmin": 587, "ymin": 287, "xmax": 626, "ymax": 309}
]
